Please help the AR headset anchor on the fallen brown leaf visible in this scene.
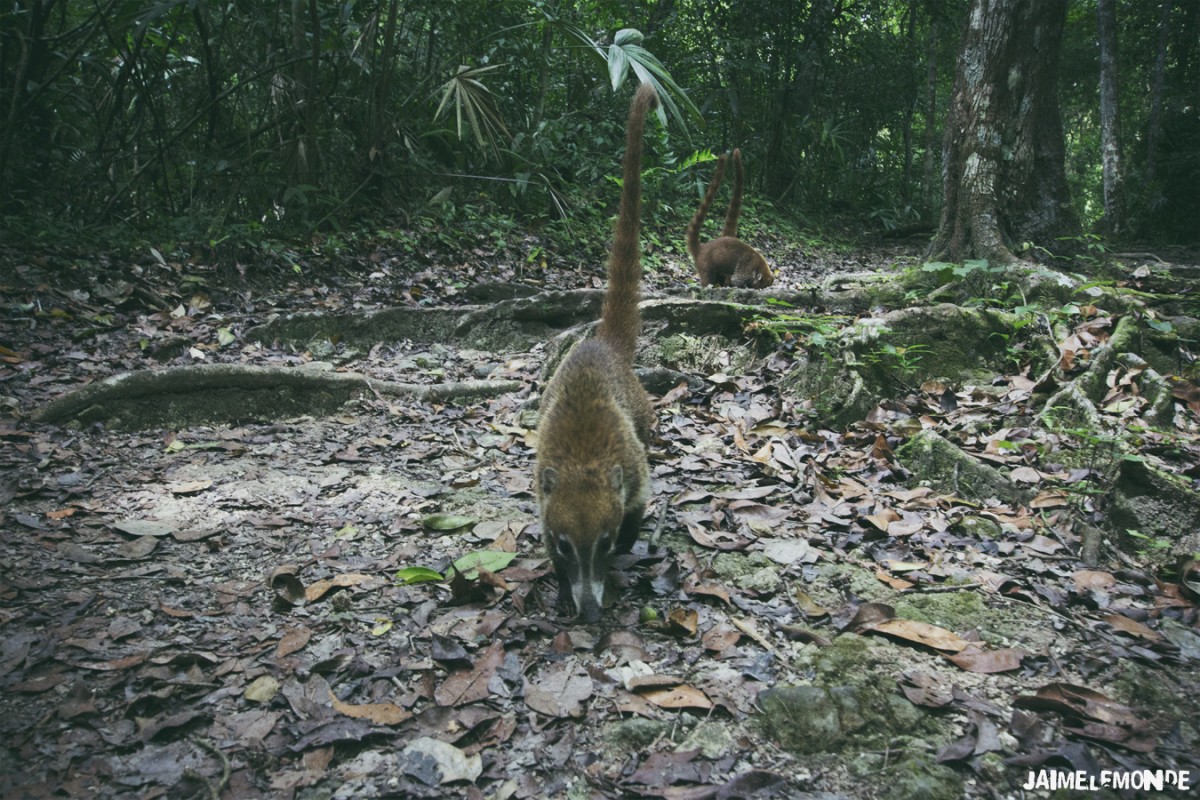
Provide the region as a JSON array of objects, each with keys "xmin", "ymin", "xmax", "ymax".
[
  {"xmin": 328, "ymin": 688, "xmax": 411, "ymax": 725},
  {"xmin": 434, "ymin": 640, "xmax": 505, "ymax": 707},
  {"xmin": 701, "ymin": 623, "xmax": 742, "ymax": 654},
  {"xmin": 876, "ymin": 569, "xmax": 915, "ymax": 591},
  {"xmin": 276, "ymin": 627, "xmax": 312, "ymax": 658},
  {"xmin": 867, "ymin": 619, "xmax": 970, "ymax": 653},
  {"xmin": 666, "ymin": 607, "xmax": 699, "ymax": 637},
  {"xmin": 944, "ymin": 646, "xmax": 1025, "ymax": 673},
  {"xmin": 1014, "ymin": 683, "xmax": 1156, "ymax": 752},
  {"xmin": 305, "ymin": 572, "xmax": 375, "ymax": 602},
  {"xmin": 898, "ymin": 671, "xmax": 953, "ymax": 708},
  {"xmin": 639, "ymin": 685, "xmax": 714, "ymax": 711},
  {"xmin": 1100, "ymin": 614, "xmax": 1163, "ymax": 642},
  {"xmin": 524, "ymin": 660, "xmax": 593, "ymax": 719}
]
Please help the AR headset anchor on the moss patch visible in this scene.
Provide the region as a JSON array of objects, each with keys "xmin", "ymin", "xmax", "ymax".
[
  {"xmin": 895, "ymin": 430, "xmax": 1028, "ymax": 505},
  {"xmin": 757, "ymin": 635, "xmax": 942, "ymax": 755},
  {"xmin": 1110, "ymin": 458, "xmax": 1200, "ymax": 560},
  {"xmin": 601, "ymin": 718, "xmax": 671, "ymax": 759},
  {"xmin": 882, "ymin": 754, "xmax": 965, "ymax": 800}
]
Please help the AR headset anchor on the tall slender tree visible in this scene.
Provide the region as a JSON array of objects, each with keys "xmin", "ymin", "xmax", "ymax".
[
  {"xmin": 1143, "ymin": 0, "xmax": 1173, "ymax": 188},
  {"xmin": 1096, "ymin": 0, "xmax": 1125, "ymax": 235},
  {"xmin": 921, "ymin": 5, "xmax": 941, "ymax": 216},
  {"xmin": 929, "ymin": 0, "xmax": 1079, "ymax": 264}
]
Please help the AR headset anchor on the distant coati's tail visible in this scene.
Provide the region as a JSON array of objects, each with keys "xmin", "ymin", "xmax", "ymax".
[
  {"xmin": 722, "ymin": 148, "xmax": 745, "ymax": 238},
  {"xmin": 598, "ymin": 83, "xmax": 658, "ymax": 363},
  {"xmin": 686, "ymin": 153, "xmax": 727, "ymax": 262}
]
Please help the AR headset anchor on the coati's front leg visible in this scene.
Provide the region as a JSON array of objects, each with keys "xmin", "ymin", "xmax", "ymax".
[
  {"xmin": 551, "ymin": 553, "xmax": 578, "ymax": 617},
  {"xmin": 616, "ymin": 506, "xmax": 644, "ymax": 554}
]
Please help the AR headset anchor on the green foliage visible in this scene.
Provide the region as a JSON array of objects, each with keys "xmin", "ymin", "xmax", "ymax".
[
  {"xmin": 1021, "ymin": 233, "xmax": 1112, "ymax": 271},
  {"xmin": 565, "ymin": 26, "xmax": 701, "ymax": 133},
  {"xmin": 0, "ymin": 0, "xmax": 1193, "ymax": 248},
  {"xmin": 1061, "ymin": 0, "xmax": 1200, "ymax": 243},
  {"xmin": 1043, "ymin": 414, "xmax": 1126, "ymax": 476},
  {"xmin": 1125, "ymin": 529, "xmax": 1172, "ymax": 560},
  {"xmin": 395, "ymin": 567, "xmax": 444, "ymax": 586},
  {"xmin": 918, "ymin": 259, "xmax": 1016, "ymax": 307},
  {"xmin": 435, "ymin": 65, "xmax": 511, "ymax": 157},
  {"xmin": 862, "ymin": 339, "xmax": 932, "ymax": 375},
  {"xmin": 750, "ymin": 306, "xmax": 849, "ymax": 351},
  {"xmin": 450, "ymin": 550, "xmax": 518, "ymax": 580}
]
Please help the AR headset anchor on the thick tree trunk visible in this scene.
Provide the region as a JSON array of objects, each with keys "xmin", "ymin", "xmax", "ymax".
[
  {"xmin": 928, "ymin": 0, "xmax": 1078, "ymax": 265},
  {"xmin": 1096, "ymin": 0, "xmax": 1125, "ymax": 235}
]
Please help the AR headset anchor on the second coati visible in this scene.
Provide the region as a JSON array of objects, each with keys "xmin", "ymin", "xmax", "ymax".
[
  {"xmin": 534, "ymin": 84, "xmax": 658, "ymax": 624},
  {"xmin": 686, "ymin": 148, "xmax": 774, "ymax": 288}
]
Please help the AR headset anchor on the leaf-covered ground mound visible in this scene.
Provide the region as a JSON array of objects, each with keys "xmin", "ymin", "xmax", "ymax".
[{"xmin": 2, "ymin": 236, "xmax": 1199, "ymax": 799}]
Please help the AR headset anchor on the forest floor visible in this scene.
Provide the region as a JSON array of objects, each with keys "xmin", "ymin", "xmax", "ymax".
[{"xmin": 1, "ymin": 230, "xmax": 1199, "ymax": 799}]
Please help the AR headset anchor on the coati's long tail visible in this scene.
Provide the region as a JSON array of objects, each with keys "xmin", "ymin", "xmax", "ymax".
[
  {"xmin": 722, "ymin": 148, "xmax": 745, "ymax": 239},
  {"xmin": 598, "ymin": 83, "xmax": 658, "ymax": 363},
  {"xmin": 686, "ymin": 154, "xmax": 727, "ymax": 262}
]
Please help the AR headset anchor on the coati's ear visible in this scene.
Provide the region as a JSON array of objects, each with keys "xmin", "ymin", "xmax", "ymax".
[
  {"xmin": 608, "ymin": 464, "xmax": 623, "ymax": 491},
  {"xmin": 541, "ymin": 467, "xmax": 558, "ymax": 494}
]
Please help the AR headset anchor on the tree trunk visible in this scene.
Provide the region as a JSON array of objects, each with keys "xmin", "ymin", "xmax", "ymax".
[
  {"xmin": 921, "ymin": 8, "xmax": 939, "ymax": 216},
  {"xmin": 0, "ymin": 0, "xmax": 56, "ymax": 200},
  {"xmin": 363, "ymin": 0, "xmax": 401, "ymax": 197},
  {"xmin": 1144, "ymin": 0, "xmax": 1172, "ymax": 187},
  {"xmin": 531, "ymin": 13, "xmax": 553, "ymax": 133},
  {"xmin": 900, "ymin": 3, "xmax": 917, "ymax": 204},
  {"xmin": 1096, "ymin": 0, "xmax": 1125, "ymax": 235},
  {"xmin": 191, "ymin": 5, "xmax": 222, "ymax": 145},
  {"xmin": 928, "ymin": 0, "xmax": 1078, "ymax": 265},
  {"xmin": 286, "ymin": 0, "xmax": 322, "ymax": 189}
]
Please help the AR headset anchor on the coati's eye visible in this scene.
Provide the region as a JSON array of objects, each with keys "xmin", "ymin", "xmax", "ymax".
[
  {"xmin": 556, "ymin": 537, "xmax": 573, "ymax": 557},
  {"xmin": 598, "ymin": 534, "xmax": 615, "ymax": 554}
]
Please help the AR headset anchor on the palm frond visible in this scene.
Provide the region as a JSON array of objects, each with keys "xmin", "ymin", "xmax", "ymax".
[
  {"xmin": 434, "ymin": 64, "xmax": 510, "ymax": 159},
  {"xmin": 562, "ymin": 25, "xmax": 701, "ymax": 135}
]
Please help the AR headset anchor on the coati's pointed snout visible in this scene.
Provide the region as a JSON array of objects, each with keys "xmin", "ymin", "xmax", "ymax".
[{"xmin": 578, "ymin": 596, "xmax": 603, "ymax": 624}]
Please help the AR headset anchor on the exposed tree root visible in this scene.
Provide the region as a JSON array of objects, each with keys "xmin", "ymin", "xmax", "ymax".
[{"xmin": 35, "ymin": 363, "xmax": 519, "ymax": 429}]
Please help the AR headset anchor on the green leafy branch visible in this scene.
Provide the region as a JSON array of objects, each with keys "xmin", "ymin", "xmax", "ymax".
[{"xmin": 564, "ymin": 26, "xmax": 701, "ymax": 133}]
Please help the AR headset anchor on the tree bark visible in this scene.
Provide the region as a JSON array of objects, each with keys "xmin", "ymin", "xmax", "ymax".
[
  {"xmin": 362, "ymin": 0, "xmax": 402, "ymax": 197},
  {"xmin": 1096, "ymin": 0, "xmax": 1125, "ymax": 235},
  {"xmin": 1143, "ymin": 0, "xmax": 1172, "ymax": 187},
  {"xmin": 921, "ymin": 5, "xmax": 939, "ymax": 216},
  {"xmin": 0, "ymin": 0, "xmax": 57, "ymax": 198},
  {"xmin": 900, "ymin": 3, "xmax": 917, "ymax": 204},
  {"xmin": 928, "ymin": 0, "xmax": 1078, "ymax": 265},
  {"xmin": 285, "ymin": 0, "xmax": 322, "ymax": 188}
]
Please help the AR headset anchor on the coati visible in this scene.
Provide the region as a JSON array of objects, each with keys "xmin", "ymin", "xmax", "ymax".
[
  {"xmin": 534, "ymin": 84, "xmax": 658, "ymax": 624},
  {"xmin": 686, "ymin": 148, "xmax": 774, "ymax": 288}
]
